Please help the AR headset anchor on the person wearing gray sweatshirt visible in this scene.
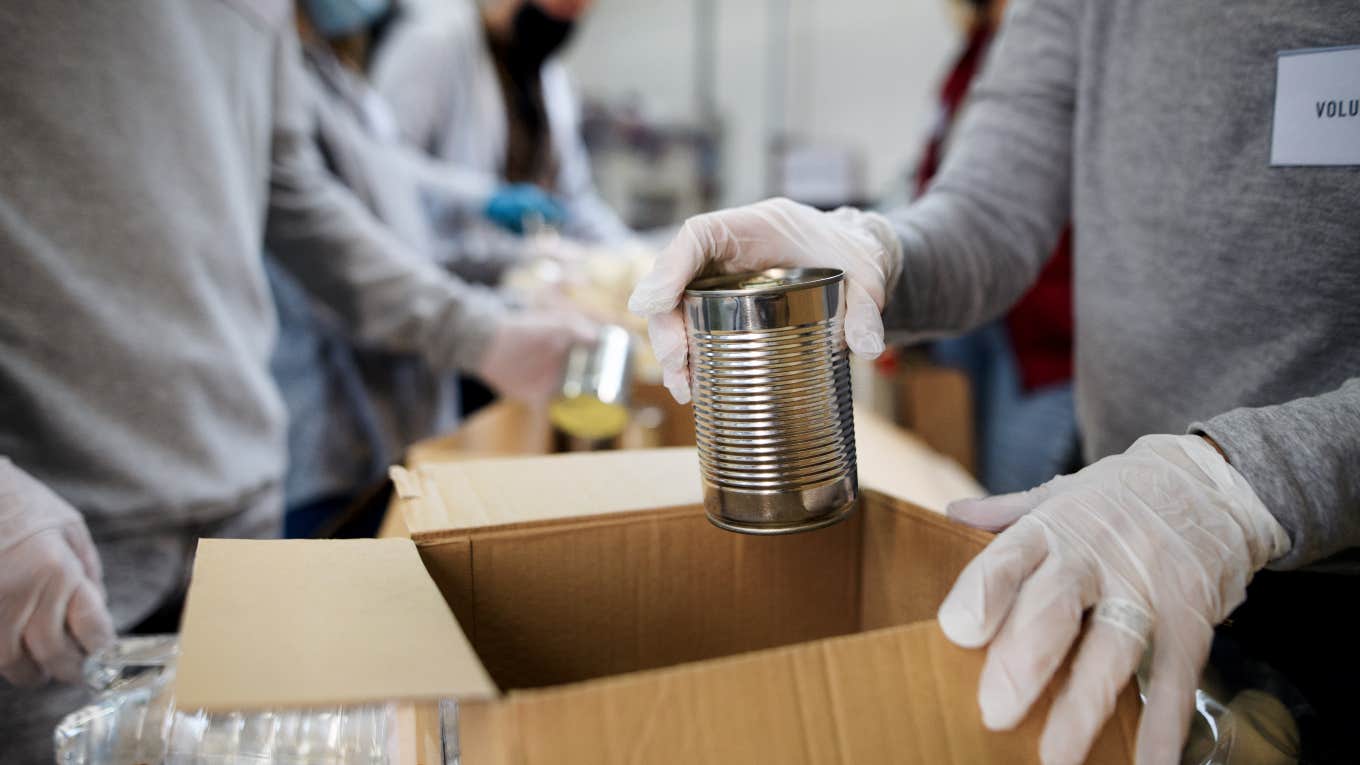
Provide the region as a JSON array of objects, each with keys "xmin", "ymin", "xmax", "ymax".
[
  {"xmin": 0, "ymin": 2, "xmax": 589, "ymax": 760},
  {"xmin": 629, "ymin": 1, "xmax": 1359, "ymax": 762}
]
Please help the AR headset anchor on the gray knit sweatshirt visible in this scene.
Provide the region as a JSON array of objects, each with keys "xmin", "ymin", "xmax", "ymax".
[
  {"xmin": 885, "ymin": 0, "xmax": 1360, "ymax": 569},
  {"xmin": 0, "ymin": 2, "xmax": 506, "ymax": 537}
]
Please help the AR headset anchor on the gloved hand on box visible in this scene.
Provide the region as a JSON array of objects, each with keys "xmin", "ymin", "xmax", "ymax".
[{"xmin": 938, "ymin": 434, "xmax": 1290, "ymax": 765}]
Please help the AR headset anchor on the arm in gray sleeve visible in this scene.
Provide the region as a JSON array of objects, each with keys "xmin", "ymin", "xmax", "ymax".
[
  {"xmin": 394, "ymin": 154, "xmax": 537, "ymax": 285},
  {"xmin": 392, "ymin": 143, "xmax": 499, "ymax": 221},
  {"xmin": 264, "ymin": 29, "xmax": 506, "ymax": 373},
  {"xmin": 428, "ymin": 224, "xmax": 535, "ymax": 286},
  {"xmin": 881, "ymin": 0, "xmax": 1078, "ymax": 340},
  {"xmin": 1191, "ymin": 378, "xmax": 1360, "ymax": 570}
]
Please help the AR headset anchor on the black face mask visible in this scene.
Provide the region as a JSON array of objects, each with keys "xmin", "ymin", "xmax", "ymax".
[{"xmin": 507, "ymin": 3, "xmax": 576, "ymax": 72}]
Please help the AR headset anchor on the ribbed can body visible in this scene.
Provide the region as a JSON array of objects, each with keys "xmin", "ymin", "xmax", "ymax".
[{"xmin": 683, "ymin": 268, "xmax": 857, "ymax": 534}]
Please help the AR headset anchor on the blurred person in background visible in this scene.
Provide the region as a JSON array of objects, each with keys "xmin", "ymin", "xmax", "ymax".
[
  {"xmin": 371, "ymin": 0, "xmax": 633, "ymax": 244},
  {"xmin": 631, "ymin": 1, "xmax": 1359, "ymax": 762},
  {"xmin": 296, "ymin": 0, "xmax": 570, "ymax": 278},
  {"xmin": 921, "ymin": 0, "xmax": 1079, "ymax": 495},
  {"xmin": 0, "ymin": 3, "xmax": 588, "ymax": 761},
  {"xmin": 277, "ymin": 0, "xmax": 585, "ymax": 536}
]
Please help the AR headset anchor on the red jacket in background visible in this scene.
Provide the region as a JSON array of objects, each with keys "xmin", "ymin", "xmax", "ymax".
[{"xmin": 915, "ymin": 21, "xmax": 1073, "ymax": 391}]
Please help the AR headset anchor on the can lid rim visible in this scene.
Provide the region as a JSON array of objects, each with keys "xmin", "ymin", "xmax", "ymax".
[{"xmin": 684, "ymin": 267, "xmax": 844, "ymax": 297}]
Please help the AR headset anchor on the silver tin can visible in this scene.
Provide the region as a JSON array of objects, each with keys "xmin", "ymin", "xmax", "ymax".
[
  {"xmin": 549, "ymin": 324, "xmax": 633, "ymax": 441},
  {"xmin": 683, "ymin": 267, "xmax": 858, "ymax": 534}
]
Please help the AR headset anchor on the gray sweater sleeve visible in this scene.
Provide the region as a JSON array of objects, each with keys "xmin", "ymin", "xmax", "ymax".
[
  {"xmin": 881, "ymin": 0, "xmax": 1360, "ymax": 571},
  {"xmin": 264, "ymin": 29, "xmax": 506, "ymax": 373},
  {"xmin": 394, "ymin": 144, "xmax": 538, "ymax": 285},
  {"xmin": 881, "ymin": 0, "xmax": 1077, "ymax": 340},
  {"xmin": 1192, "ymin": 378, "xmax": 1360, "ymax": 570}
]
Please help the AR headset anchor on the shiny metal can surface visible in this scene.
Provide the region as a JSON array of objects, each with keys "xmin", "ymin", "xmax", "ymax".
[
  {"xmin": 550, "ymin": 324, "xmax": 634, "ymax": 441},
  {"xmin": 683, "ymin": 267, "xmax": 857, "ymax": 534}
]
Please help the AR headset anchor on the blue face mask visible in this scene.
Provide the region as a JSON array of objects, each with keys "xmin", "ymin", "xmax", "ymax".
[{"xmin": 301, "ymin": 0, "xmax": 390, "ymax": 38}]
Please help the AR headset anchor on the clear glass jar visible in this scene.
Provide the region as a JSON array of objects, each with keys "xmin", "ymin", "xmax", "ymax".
[{"xmin": 54, "ymin": 636, "xmax": 400, "ymax": 764}]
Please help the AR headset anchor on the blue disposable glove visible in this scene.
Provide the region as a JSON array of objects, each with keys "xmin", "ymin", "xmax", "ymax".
[
  {"xmin": 300, "ymin": 0, "xmax": 390, "ymax": 38},
  {"xmin": 484, "ymin": 184, "xmax": 565, "ymax": 234}
]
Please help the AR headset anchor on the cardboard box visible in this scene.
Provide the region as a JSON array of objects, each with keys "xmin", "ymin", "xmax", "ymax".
[
  {"xmin": 176, "ymin": 431, "xmax": 1136, "ymax": 763},
  {"xmin": 896, "ymin": 363, "xmax": 975, "ymax": 475}
]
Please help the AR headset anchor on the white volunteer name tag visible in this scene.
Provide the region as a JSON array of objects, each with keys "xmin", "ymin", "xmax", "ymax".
[{"xmin": 1271, "ymin": 45, "xmax": 1360, "ymax": 166}]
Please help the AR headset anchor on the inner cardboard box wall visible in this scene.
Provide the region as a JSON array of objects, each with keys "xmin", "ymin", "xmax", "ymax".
[{"xmin": 410, "ymin": 491, "xmax": 991, "ymax": 692}]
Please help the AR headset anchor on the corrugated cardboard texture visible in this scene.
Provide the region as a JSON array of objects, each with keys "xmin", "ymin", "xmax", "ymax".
[
  {"xmin": 459, "ymin": 620, "xmax": 1139, "ymax": 764},
  {"xmin": 428, "ymin": 487, "xmax": 1134, "ymax": 764},
  {"xmin": 460, "ymin": 506, "xmax": 862, "ymax": 690},
  {"xmin": 858, "ymin": 492, "xmax": 994, "ymax": 631},
  {"xmin": 414, "ymin": 537, "xmax": 475, "ymax": 632},
  {"xmin": 433, "ymin": 492, "xmax": 992, "ymax": 692},
  {"xmin": 174, "ymin": 539, "xmax": 496, "ymax": 710}
]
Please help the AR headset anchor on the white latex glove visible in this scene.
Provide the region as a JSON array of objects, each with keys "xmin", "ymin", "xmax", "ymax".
[
  {"xmin": 937, "ymin": 435, "xmax": 1290, "ymax": 765},
  {"xmin": 476, "ymin": 311, "xmax": 597, "ymax": 401},
  {"xmin": 626, "ymin": 197, "xmax": 903, "ymax": 403},
  {"xmin": 0, "ymin": 458, "xmax": 115, "ymax": 687}
]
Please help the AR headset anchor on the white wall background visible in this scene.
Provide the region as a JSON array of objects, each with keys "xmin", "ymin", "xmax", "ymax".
[{"xmin": 562, "ymin": 0, "xmax": 959, "ymax": 208}]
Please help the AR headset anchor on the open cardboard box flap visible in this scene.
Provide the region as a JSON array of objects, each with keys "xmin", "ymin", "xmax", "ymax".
[
  {"xmin": 175, "ymin": 537, "xmax": 497, "ymax": 709},
  {"xmin": 175, "ymin": 422, "xmax": 1138, "ymax": 763}
]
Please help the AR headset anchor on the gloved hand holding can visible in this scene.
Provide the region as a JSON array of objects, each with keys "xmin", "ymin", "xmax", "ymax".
[{"xmin": 628, "ymin": 197, "xmax": 904, "ymax": 405}]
